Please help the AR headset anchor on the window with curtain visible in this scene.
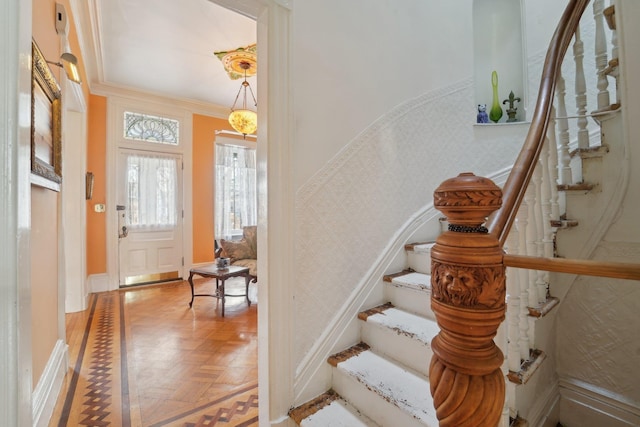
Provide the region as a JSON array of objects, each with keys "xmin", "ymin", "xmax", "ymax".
[
  {"xmin": 126, "ymin": 153, "xmax": 178, "ymax": 229},
  {"xmin": 215, "ymin": 144, "xmax": 257, "ymax": 240}
]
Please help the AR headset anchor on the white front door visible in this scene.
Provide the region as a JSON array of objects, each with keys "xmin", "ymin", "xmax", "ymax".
[{"xmin": 117, "ymin": 149, "xmax": 184, "ymax": 286}]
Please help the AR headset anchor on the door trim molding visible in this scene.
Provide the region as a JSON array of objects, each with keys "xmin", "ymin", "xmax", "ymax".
[
  {"xmin": 253, "ymin": 1, "xmax": 295, "ymax": 424},
  {"xmin": 1, "ymin": 0, "xmax": 34, "ymax": 424}
]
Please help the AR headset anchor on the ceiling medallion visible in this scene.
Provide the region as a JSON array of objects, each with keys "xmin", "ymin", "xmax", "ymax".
[{"xmin": 214, "ymin": 43, "xmax": 257, "ymax": 80}]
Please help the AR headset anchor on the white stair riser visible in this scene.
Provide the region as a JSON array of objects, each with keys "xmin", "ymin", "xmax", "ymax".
[
  {"xmin": 556, "ymin": 193, "xmax": 598, "ymax": 258},
  {"xmin": 360, "ymin": 321, "xmax": 432, "ymax": 377},
  {"xmin": 407, "ymin": 250, "xmax": 431, "ymax": 274},
  {"xmin": 332, "ymin": 367, "xmax": 433, "ymax": 427},
  {"xmin": 384, "ymin": 284, "xmax": 434, "ymax": 320}
]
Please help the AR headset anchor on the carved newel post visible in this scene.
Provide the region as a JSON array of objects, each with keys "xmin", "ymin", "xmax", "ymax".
[{"xmin": 429, "ymin": 173, "xmax": 506, "ymax": 427}]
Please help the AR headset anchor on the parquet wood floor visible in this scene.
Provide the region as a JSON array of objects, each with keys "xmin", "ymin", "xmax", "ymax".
[{"xmin": 49, "ymin": 277, "xmax": 258, "ymax": 427}]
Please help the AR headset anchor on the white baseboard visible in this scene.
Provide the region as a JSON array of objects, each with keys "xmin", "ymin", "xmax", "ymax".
[
  {"xmin": 528, "ymin": 381, "xmax": 560, "ymax": 427},
  {"xmin": 88, "ymin": 273, "xmax": 110, "ymax": 293},
  {"xmin": 32, "ymin": 339, "xmax": 69, "ymax": 427},
  {"xmin": 558, "ymin": 378, "xmax": 640, "ymax": 427},
  {"xmin": 271, "ymin": 415, "xmax": 297, "ymax": 427}
]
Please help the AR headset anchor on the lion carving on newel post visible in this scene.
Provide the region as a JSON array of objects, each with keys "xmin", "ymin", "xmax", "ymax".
[{"xmin": 429, "ymin": 172, "xmax": 506, "ymax": 427}]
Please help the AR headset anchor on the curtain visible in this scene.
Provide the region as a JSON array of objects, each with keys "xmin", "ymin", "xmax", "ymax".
[
  {"xmin": 126, "ymin": 153, "xmax": 178, "ymax": 229},
  {"xmin": 215, "ymin": 144, "xmax": 257, "ymax": 240}
]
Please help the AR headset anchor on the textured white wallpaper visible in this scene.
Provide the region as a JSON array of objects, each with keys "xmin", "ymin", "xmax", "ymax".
[
  {"xmin": 293, "ymin": 79, "xmax": 527, "ymax": 366},
  {"xmin": 557, "ymin": 242, "xmax": 640, "ymax": 407}
]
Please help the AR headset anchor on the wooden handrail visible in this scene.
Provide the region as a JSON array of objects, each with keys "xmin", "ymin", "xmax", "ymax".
[
  {"xmin": 486, "ymin": 0, "xmax": 591, "ymax": 246},
  {"xmin": 504, "ymin": 254, "xmax": 640, "ymax": 281}
]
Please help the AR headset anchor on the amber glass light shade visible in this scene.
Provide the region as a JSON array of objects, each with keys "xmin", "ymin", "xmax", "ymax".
[{"xmin": 228, "ymin": 109, "xmax": 257, "ymax": 135}]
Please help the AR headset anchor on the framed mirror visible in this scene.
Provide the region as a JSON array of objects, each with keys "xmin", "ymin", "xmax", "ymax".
[{"xmin": 31, "ymin": 40, "xmax": 62, "ymax": 189}]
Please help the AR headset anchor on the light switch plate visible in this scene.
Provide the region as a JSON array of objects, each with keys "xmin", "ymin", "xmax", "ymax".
[
  {"xmin": 94, "ymin": 203, "xmax": 106, "ymax": 213},
  {"xmin": 55, "ymin": 3, "xmax": 68, "ymax": 35}
]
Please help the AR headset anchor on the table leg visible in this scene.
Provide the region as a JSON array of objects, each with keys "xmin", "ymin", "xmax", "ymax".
[
  {"xmin": 245, "ymin": 275, "xmax": 251, "ymax": 306},
  {"xmin": 219, "ymin": 279, "xmax": 226, "ymax": 317},
  {"xmin": 188, "ymin": 271, "xmax": 196, "ymax": 307}
]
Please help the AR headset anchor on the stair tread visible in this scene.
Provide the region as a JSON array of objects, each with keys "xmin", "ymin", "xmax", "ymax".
[
  {"xmin": 550, "ymin": 218, "xmax": 579, "ymax": 228},
  {"xmin": 361, "ymin": 305, "xmax": 439, "ymax": 345},
  {"xmin": 297, "ymin": 393, "xmax": 380, "ymax": 426},
  {"xmin": 390, "ymin": 272, "xmax": 431, "ymax": 291},
  {"xmin": 336, "ymin": 348, "xmax": 438, "ymax": 424},
  {"xmin": 405, "ymin": 241, "xmax": 436, "ymax": 253},
  {"xmin": 557, "ymin": 182, "xmax": 595, "ymax": 191}
]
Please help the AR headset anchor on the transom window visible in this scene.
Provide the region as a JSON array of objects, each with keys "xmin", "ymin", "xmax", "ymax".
[{"xmin": 124, "ymin": 111, "xmax": 179, "ymax": 145}]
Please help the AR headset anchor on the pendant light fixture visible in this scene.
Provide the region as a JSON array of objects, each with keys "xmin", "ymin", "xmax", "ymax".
[
  {"xmin": 214, "ymin": 44, "xmax": 257, "ymax": 137},
  {"xmin": 228, "ymin": 61, "xmax": 257, "ymax": 136}
]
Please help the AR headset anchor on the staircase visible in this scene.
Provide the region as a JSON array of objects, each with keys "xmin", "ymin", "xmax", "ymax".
[
  {"xmin": 290, "ymin": 244, "xmax": 440, "ymax": 426},
  {"xmin": 290, "ymin": 1, "xmax": 640, "ymax": 425},
  {"xmin": 289, "ymin": 122, "xmax": 622, "ymax": 427}
]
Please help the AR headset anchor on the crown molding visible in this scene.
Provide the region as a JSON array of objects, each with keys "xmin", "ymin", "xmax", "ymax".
[{"xmin": 90, "ymin": 81, "xmax": 229, "ymax": 118}]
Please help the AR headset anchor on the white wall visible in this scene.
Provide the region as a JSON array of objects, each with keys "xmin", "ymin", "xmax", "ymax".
[
  {"xmin": 607, "ymin": 0, "xmax": 640, "ymax": 242},
  {"xmin": 292, "ymin": 0, "xmax": 474, "ymax": 187}
]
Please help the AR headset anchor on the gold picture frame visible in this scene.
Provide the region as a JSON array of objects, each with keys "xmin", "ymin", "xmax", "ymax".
[{"xmin": 31, "ymin": 40, "xmax": 62, "ymax": 188}]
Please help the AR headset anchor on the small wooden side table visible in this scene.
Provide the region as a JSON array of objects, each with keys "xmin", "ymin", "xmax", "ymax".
[{"xmin": 187, "ymin": 264, "xmax": 251, "ymax": 316}]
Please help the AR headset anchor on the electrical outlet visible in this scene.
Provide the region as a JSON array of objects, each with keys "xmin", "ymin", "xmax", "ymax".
[{"xmin": 94, "ymin": 204, "xmax": 106, "ymax": 213}]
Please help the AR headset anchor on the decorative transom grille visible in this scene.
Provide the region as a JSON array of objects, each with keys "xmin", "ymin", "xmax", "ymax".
[{"xmin": 124, "ymin": 111, "xmax": 179, "ymax": 145}]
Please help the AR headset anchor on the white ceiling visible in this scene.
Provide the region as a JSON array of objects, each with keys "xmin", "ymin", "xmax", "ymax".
[{"xmin": 88, "ymin": 0, "xmax": 257, "ymax": 110}]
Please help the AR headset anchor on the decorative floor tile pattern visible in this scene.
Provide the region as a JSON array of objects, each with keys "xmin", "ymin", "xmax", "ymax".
[
  {"xmin": 148, "ymin": 382, "xmax": 258, "ymax": 426},
  {"xmin": 51, "ymin": 279, "xmax": 258, "ymax": 426},
  {"xmin": 57, "ymin": 292, "xmax": 125, "ymax": 426}
]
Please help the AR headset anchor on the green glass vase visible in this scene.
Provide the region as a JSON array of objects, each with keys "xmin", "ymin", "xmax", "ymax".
[{"xmin": 489, "ymin": 71, "xmax": 503, "ymax": 123}]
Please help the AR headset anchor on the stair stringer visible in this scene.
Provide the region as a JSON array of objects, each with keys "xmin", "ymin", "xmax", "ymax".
[
  {"xmin": 554, "ymin": 110, "xmax": 628, "ymax": 302},
  {"xmin": 292, "ymin": 168, "xmax": 513, "ymax": 408},
  {"xmin": 292, "ymin": 207, "xmax": 441, "ymax": 406},
  {"xmin": 526, "ymin": 112, "xmax": 630, "ymax": 426}
]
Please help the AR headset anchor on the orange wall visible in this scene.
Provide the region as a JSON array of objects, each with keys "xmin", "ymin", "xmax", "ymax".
[
  {"xmin": 86, "ymin": 95, "xmax": 107, "ymax": 274},
  {"xmin": 31, "ymin": 0, "xmax": 90, "ymax": 386},
  {"xmin": 192, "ymin": 114, "xmax": 233, "ymax": 263},
  {"xmin": 30, "ymin": 187, "xmax": 60, "ymax": 385}
]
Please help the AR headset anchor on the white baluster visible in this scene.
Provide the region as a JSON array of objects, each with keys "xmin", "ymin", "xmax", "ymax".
[
  {"xmin": 594, "ymin": 0, "xmax": 611, "ymax": 110},
  {"xmin": 540, "ymin": 137, "xmax": 553, "ymax": 241},
  {"xmin": 532, "ymin": 163, "xmax": 547, "ymax": 304},
  {"xmin": 547, "ymin": 109, "xmax": 561, "ymax": 223},
  {"xmin": 506, "ymin": 230, "xmax": 522, "ymax": 373},
  {"xmin": 608, "ymin": 1, "xmax": 618, "ymax": 58},
  {"xmin": 515, "ymin": 206, "xmax": 531, "ymax": 361},
  {"xmin": 607, "ymin": 1, "xmax": 620, "ymax": 105},
  {"xmin": 573, "ymin": 25, "xmax": 590, "ymax": 150},
  {"xmin": 507, "ymin": 382, "xmax": 518, "ymax": 426},
  {"xmin": 556, "ymin": 73, "xmax": 572, "ymax": 186},
  {"xmin": 540, "ymin": 139, "xmax": 554, "ymax": 295},
  {"xmin": 524, "ymin": 184, "xmax": 538, "ymax": 308}
]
